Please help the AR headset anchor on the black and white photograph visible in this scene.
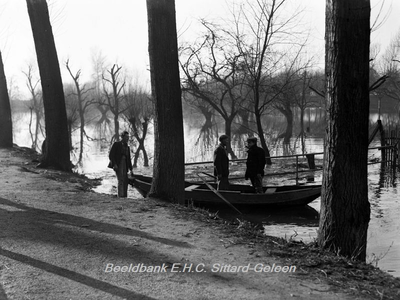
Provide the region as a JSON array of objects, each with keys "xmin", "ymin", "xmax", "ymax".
[{"xmin": 0, "ymin": 0, "xmax": 399, "ymax": 299}]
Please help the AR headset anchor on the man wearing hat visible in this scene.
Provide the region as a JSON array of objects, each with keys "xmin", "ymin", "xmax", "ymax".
[
  {"xmin": 109, "ymin": 131, "xmax": 134, "ymax": 197},
  {"xmin": 213, "ymin": 134, "xmax": 230, "ymax": 190},
  {"xmin": 245, "ymin": 137, "xmax": 266, "ymax": 193}
]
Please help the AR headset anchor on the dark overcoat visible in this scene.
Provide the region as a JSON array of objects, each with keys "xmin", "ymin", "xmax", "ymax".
[
  {"xmin": 109, "ymin": 141, "xmax": 133, "ymax": 171},
  {"xmin": 213, "ymin": 144, "xmax": 229, "ymax": 177},
  {"xmin": 245, "ymin": 145, "xmax": 266, "ymax": 179}
]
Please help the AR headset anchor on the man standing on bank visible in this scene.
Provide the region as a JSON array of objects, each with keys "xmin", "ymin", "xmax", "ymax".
[
  {"xmin": 213, "ymin": 134, "xmax": 230, "ymax": 190},
  {"xmin": 245, "ymin": 137, "xmax": 266, "ymax": 193},
  {"xmin": 109, "ymin": 131, "xmax": 134, "ymax": 197}
]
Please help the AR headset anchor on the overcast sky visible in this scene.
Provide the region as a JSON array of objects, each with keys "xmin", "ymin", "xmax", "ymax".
[{"xmin": 0, "ymin": 0, "xmax": 398, "ymax": 99}]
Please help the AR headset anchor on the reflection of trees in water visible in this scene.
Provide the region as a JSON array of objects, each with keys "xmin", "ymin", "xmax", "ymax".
[
  {"xmin": 194, "ymin": 105, "xmax": 215, "ymax": 149},
  {"xmin": 231, "ymin": 108, "xmax": 253, "ymax": 154},
  {"xmin": 123, "ymin": 89, "xmax": 153, "ymax": 168},
  {"xmin": 95, "ymin": 104, "xmax": 112, "ymax": 143},
  {"xmin": 269, "ymin": 136, "xmax": 324, "ymax": 158},
  {"xmin": 183, "ymin": 100, "xmax": 218, "ymax": 162},
  {"xmin": 368, "ymin": 163, "xmax": 399, "ymax": 221},
  {"xmin": 269, "ymin": 139, "xmax": 293, "ymax": 157},
  {"xmin": 376, "ymin": 164, "xmax": 398, "ymax": 194}
]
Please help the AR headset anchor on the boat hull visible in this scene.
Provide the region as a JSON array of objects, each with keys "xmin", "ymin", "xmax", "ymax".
[{"xmin": 130, "ymin": 175, "xmax": 321, "ymax": 208}]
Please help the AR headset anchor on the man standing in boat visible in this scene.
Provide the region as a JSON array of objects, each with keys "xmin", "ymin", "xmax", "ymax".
[
  {"xmin": 109, "ymin": 131, "xmax": 134, "ymax": 197},
  {"xmin": 245, "ymin": 137, "xmax": 266, "ymax": 193},
  {"xmin": 213, "ymin": 135, "xmax": 230, "ymax": 190}
]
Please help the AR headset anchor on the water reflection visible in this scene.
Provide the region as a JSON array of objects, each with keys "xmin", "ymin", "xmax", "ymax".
[
  {"xmin": 191, "ymin": 163, "xmax": 400, "ymax": 278},
  {"xmin": 215, "ymin": 205, "xmax": 319, "ymax": 242},
  {"xmin": 12, "ymin": 122, "xmax": 399, "ymax": 278},
  {"xmin": 366, "ymin": 164, "xmax": 399, "ymax": 277},
  {"xmin": 82, "ymin": 147, "xmax": 399, "ymax": 278}
]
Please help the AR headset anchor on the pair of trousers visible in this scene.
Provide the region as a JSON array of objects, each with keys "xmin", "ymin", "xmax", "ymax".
[
  {"xmin": 115, "ymin": 156, "xmax": 128, "ymax": 197},
  {"xmin": 217, "ymin": 177, "xmax": 230, "ymax": 190},
  {"xmin": 250, "ymin": 176, "xmax": 263, "ymax": 193}
]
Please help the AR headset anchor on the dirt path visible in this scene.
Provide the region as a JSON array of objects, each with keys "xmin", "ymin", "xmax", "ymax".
[{"xmin": 0, "ymin": 147, "xmax": 398, "ymax": 300}]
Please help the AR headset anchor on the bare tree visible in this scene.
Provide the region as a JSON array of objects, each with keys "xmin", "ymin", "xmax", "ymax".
[
  {"xmin": 102, "ymin": 64, "xmax": 128, "ymax": 142},
  {"xmin": 293, "ymin": 71, "xmax": 321, "ymax": 153},
  {"xmin": 64, "ymin": 83, "xmax": 80, "ymax": 152},
  {"xmin": 180, "ymin": 21, "xmax": 247, "ymax": 159},
  {"xmin": 26, "ymin": 0, "xmax": 71, "ymax": 171},
  {"xmin": 95, "ymin": 104, "xmax": 112, "ymax": 141},
  {"xmin": 147, "ymin": 0, "xmax": 185, "ymax": 203},
  {"xmin": 376, "ymin": 29, "xmax": 400, "ymax": 113},
  {"xmin": 228, "ymin": 0, "xmax": 307, "ymax": 164},
  {"xmin": 318, "ymin": 0, "xmax": 371, "ymax": 261},
  {"xmin": 273, "ymin": 67, "xmax": 319, "ymax": 147},
  {"xmin": 90, "ymin": 50, "xmax": 111, "ymax": 142},
  {"xmin": 65, "ymin": 60, "xmax": 95, "ymax": 164},
  {"xmin": 182, "ymin": 93, "xmax": 218, "ymax": 158},
  {"xmin": 123, "ymin": 87, "xmax": 153, "ymax": 168},
  {"xmin": 23, "ymin": 65, "xmax": 43, "ymax": 151},
  {"xmin": 0, "ymin": 51, "xmax": 12, "ymax": 148}
]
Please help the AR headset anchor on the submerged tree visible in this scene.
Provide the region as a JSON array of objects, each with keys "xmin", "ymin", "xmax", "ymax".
[
  {"xmin": 194, "ymin": 104, "xmax": 215, "ymax": 147},
  {"xmin": 95, "ymin": 104, "xmax": 112, "ymax": 141},
  {"xmin": 377, "ymin": 29, "xmax": 400, "ymax": 113},
  {"xmin": 123, "ymin": 87, "xmax": 153, "ymax": 168},
  {"xmin": 23, "ymin": 65, "xmax": 43, "ymax": 151},
  {"xmin": 228, "ymin": 0, "xmax": 308, "ymax": 164},
  {"xmin": 66, "ymin": 60, "xmax": 95, "ymax": 164},
  {"xmin": 318, "ymin": 0, "xmax": 371, "ymax": 261},
  {"xmin": 0, "ymin": 51, "xmax": 12, "ymax": 148},
  {"xmin": 180, "ymin": 21, "xmax": 246, "ymax": 159},
  {"xmin": 64, "ymin": 84, "xmax": 79, "ymax": 151},
  {"xmin": 102, "ymin": 64, "xmax": 127, "ymax": 142},
  {"xmin": 26, "ymin": 0, "xmax": 71, "ymax": 171},
  {"xmin": 147, "ymin": 0, "xmax": 185, "ymax": 203},
  {"xmin": 292, "ymin": 71, "xmax": 320, "ymax": 154},
  {"xmin": 90, "ymin": 50, "xmax": 112, "ymax": 141}
]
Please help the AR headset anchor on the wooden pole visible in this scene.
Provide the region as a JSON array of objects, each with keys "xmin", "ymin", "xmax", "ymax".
[
  {"xmin": 379, "ymin": 120, "xmax": 386, "ymax": 164},
  {"xmin": 196, "ymin": 174, "xmax": 242, "ymax": 215}
]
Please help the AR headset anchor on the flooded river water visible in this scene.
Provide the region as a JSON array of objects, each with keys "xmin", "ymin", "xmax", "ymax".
[
  {"xmin": 11, "ymin": 118, "xmax": 399, "ymax": 278},
  {"xmin": 80, "ymin": 146, "xmax": 400, "ymax": 278}
]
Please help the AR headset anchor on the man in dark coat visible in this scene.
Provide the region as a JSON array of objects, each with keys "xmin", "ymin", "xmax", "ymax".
[
  {"xmin": 109, "ymin": 131, "xmax": 133, "ymax": 197},
  {"xmin": 213, "ymin": 134, "xmax": 230, "ymax": 190},
  {"xmin": 245, "ymin": 137, "xmax": 266, "ymax": 193}
]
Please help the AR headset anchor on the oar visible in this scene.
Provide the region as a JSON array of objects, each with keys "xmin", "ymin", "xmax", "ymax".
[
  {"xmin": 201, "ymin": 172, "xmax": 217, "ymax": 180},
  {"xmin": 196, "ymin": 174, "xmax": 242, "ymax": 215},
  {"xmin": 200, "ymin": 172, "xmax": 220, "ymax": 189},
  {"xmin": 199, "ymin": 172, "xmax": 222, "ymax": 190}
]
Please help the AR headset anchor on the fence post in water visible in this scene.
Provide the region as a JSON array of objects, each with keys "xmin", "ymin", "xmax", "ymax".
[
  {"xmin": 391, "ymin": 128, "xmax": 399, "ymax": 168},
  {"xmin": 379, "ymin": 120, "xmax": 386, "ymax": 163},
  {"xmin": 397, "ymin": 127, "xmax": 400, "ymax": 166},
  {"xmin": 295, "ymin": 156, "xmax": 299, "ymax": 185}
]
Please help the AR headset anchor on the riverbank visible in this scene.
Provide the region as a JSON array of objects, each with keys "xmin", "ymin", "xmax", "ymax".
[{"xmin": 0, "ymin": 146, "xmax": 399, "ymax": 299}]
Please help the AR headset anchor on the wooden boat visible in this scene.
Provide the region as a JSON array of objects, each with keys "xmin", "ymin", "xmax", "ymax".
[{"xmin": 130, "ymin": 175, "xmax": 321, "ymax": 208}]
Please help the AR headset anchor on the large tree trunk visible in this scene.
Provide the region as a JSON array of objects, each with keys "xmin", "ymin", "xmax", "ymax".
[
  {"xmin": 318, "ymin": 0, "xmax": 371, "ymax": 261},
  {"xmin": 147, "ymin": 0, "xmax": 185, "ymax": 204},
  {"xmin": 26, "ymin": 0, "xmax": 71, "ymax": 171},
  {"xmin": 0, "ymin": 52, "xmax": 13, "ymax": 148}
]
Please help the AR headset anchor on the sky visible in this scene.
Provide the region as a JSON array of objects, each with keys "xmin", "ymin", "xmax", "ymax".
[{"xmin": 0, "ymin": 0, "xmax": 398, "ymax": 99}]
